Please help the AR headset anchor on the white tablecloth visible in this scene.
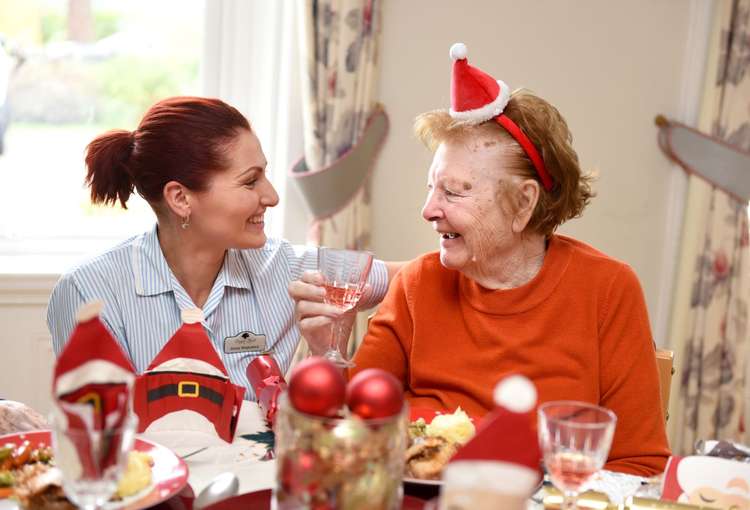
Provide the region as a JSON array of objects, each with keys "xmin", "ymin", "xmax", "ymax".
[
  {"xmin": 139, "ymin": 402, "xmax": 277, "ymax": 496},
  {"xmin": 139, "ymin": 402, "xmax": 652, "ymax": 506}
]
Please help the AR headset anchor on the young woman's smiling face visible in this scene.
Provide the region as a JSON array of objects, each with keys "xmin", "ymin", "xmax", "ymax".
[
  {"xmin": 189, "ymin": 129, "xmax": 279, "ymax": 249},
  {"xmin": 421, "ymin": 137, "xmax": 518, "ymax": 275}
]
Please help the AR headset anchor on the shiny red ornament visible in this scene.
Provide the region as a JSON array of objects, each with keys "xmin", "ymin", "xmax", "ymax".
[
  {"xmin": 346, "ymin": 368, "xmax": 404, "ymax": 419},
  {"xmin": 288, "ymin": 356, "xmax": 346, "ymax": 417},
  {"xmin": 280, "ymin": 449, "xmax": 320, "ymax": 495}
]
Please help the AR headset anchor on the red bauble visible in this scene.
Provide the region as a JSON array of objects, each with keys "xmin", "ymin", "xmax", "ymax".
[
  {"xmin": 346, "ymin": 369, "xmax": 404, "ymax": 419},
  {"xmin": 280, "ymin": 449, "xmax": 320, "ymax": 495},
  {"xmin": 288, "ymin": 356, "xmax": 346, "ymax": 417}
]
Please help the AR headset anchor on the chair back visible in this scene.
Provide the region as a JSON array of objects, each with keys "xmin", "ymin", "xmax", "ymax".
[{"xmin": 655, "ymin": 349, "xmax": 675, "ymax": 421}]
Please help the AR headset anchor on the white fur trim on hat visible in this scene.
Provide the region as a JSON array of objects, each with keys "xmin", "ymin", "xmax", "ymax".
[
  {"xmin": 450, "ymin": 42, "xmax": 467, "ymax": 60},
  {"xmin": 76, "ymin": 301, "xmax": 104, "ymax": 323},
  {"xmin": 181, "ymin": 308, "xmax": 205, "ymax": 324},
  {"xmin": 449, "ymin": 79, "xmax": 511, "ymax": 124},
  {"xmin": 443, "ymin": 460, "xmax": 539, "ymax": 493},
  {"xmin": 55, "ymin": 359, "xmax": 135, "ymax": 396},
  {"xmin": 147, "ymin": 357, "xmax": 228, "ymax": 378},
  {"xmin": 493, "ymin": 374, "xmax": 537, "ymax": 413}
]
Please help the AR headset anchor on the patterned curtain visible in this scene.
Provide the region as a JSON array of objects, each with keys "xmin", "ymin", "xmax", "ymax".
[
  {"xmin": 669, "ymin": 0, "xmax": 750, "ymax": 454},
  {"xmin": 291, "ymin": 0, "xmax": 383, "ymax": 362}
]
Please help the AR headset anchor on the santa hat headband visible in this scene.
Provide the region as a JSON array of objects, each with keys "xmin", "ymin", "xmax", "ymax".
[{"xmin": 448, "ymin": 43, "xmax": 554, "ymax": 192}]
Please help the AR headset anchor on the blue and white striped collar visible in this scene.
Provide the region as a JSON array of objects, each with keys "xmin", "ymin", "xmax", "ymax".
[{"xmin": 132, "ymin": 225, "xmax": 254, "ymax": 298}]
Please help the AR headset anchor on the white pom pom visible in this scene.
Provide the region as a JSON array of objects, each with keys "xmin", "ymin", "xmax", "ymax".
[
  {"xmin": 76, "ymin": 300, "xmax": 104, "ymax": 323},
  {"xmin": 181, "ymin": 308, "xmax": 205, "ymax": 324},
  {"xmin": 449, "ymin": 42, "xmax": 467, "ymax": 60},
  {"xmin": 493, "ymin": 375, "xmax": 537, "ymax": 413}
]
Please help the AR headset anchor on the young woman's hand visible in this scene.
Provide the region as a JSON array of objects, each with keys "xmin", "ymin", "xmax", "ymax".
[{"xmin": 287, "ymin": 271, "xmax": 355, "ymax": 355}]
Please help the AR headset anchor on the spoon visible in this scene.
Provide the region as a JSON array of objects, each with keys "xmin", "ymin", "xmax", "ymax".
[{"xmin": 193, "ymin": 472, "xmax": 240, "ymax": 510}]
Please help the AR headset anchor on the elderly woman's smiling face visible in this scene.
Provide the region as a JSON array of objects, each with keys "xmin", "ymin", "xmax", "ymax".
[{"xmin": 421, "ymin": 136, "xmax": 523, "ymax": 275}]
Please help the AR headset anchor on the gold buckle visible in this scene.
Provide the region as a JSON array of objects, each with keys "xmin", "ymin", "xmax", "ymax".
[
  {"xmin": 77, "ymin": 392, "xmax": 102, "ymax": 413},
  {"xmin": 178, "ymin": 381, "xmax": 199, "ymax": 398}
]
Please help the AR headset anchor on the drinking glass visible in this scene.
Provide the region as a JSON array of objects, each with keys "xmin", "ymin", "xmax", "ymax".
[
  {"xmin": 538, "ymin": 401, "xmax": 617, "ymax": 510},
  {"xmin": 50, "ymin": 411, "xmax": 138, "ymax": 510},
  {"xmin": 317, "ymin": 247, "xmax": 373, "ymax": 368}
]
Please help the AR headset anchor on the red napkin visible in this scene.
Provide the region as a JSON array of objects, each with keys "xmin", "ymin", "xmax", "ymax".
[{"xmin": 246, "ymin": 355, "xmax": 287, "ymax": 426}]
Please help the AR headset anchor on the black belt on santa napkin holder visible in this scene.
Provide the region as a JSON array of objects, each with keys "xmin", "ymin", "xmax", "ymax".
[{"xmin": 147, "ymin": 381, "xmax": 224, "ymax": 405}]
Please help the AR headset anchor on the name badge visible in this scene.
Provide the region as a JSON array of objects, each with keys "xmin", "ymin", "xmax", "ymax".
[{"xmin": 224, "ymin": 331, "xmax": 268, "ymax": 354}]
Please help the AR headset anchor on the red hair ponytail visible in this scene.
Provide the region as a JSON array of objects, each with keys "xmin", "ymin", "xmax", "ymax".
[{"xmin": 85, "ymin": 129, "xmax": 136, "ymax": 209}]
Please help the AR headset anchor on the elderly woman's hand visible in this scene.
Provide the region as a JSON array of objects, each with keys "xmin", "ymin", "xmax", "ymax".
[
  {"xmin": 288, "ymin": 271, "xmax": 356, "ymax": 356},
  {"xmin": 0, "ymin": 400, "xmax": 48, "ymax": 435}
]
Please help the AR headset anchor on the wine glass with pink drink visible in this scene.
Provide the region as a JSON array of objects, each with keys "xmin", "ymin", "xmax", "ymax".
[
  {"xmin": 538, "ymin": 401, "xmax": 617, "ymax": 509},
  {"xmin": 317, "ymin": 247, "xmax": 373, "ymax": 368}
]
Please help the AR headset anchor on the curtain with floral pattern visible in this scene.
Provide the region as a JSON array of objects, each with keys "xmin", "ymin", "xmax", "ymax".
[
  {"xmin": 291, "ymin": 0, "xmax": 382, "ymax": 362},
  {"xmin": 296, "ymin": 0, "xmax": 381, "ymax": 251},
  {"xmin": 669, "ymin": 0, "xmax": 750, "ymax": 454}
]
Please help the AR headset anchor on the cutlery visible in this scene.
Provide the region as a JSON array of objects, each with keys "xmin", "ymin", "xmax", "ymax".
[
  {"xmin": 193, "ymin": 472, "xmax": 240, "ymax": 510},
  {"xmin": 180, "ymin": 446, "xmax": 209, "ymax": 459}
]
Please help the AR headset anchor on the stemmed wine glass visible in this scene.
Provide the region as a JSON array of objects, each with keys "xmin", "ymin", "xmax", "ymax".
[
  {"xmin": 317, "ymin": 247, "xmax": 373, "ymax": 368},
  {"xmin": 538, "ymin": 401, "xmax": 617, "ymax": 510},
  {"xmin": 49, "ymin": 410, "xmax": 137, "ymax": 510}
]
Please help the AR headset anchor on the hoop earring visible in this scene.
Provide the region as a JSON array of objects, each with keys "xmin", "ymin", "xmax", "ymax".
[{"xmin": 181, "ymin": 214, "xmax": 190, "ymax": 230}]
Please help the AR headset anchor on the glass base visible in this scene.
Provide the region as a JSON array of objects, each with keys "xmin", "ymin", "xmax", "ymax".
[{"xmin": 322, "ymin": 350, "xmax": 355, "ymax": 368}]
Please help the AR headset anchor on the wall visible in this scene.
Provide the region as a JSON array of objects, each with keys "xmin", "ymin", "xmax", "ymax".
[
  {"xmin": 0, "ymin": 275, "xmax": 57, "ymax": 413},
  {"xmin": 370, "ymin": 0, "xmax": 705, "ymax": 343}
]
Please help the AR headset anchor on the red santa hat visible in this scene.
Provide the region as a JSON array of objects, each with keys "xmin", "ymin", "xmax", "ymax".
[
  {"xmin": 448, "ymin": 42, "xmax": 553, "ymax": 192},
  {"xmin": 145, "ymin": 308, "xmax": 229, "ymax": 377},
  {"xmin": 53, "ymin": 301, "xmax": 136, "ymax": 431},
  {"xmin": 442, "ymin": 375, "xmax": 542, "ymax": 496},
  {"xmin": 133, "ymin": 308, "xmax": 245, "ymax": 443}
]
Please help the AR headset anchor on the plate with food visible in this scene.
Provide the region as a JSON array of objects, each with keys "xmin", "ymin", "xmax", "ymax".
[
  {"xmin": 0, "ymin": 430, "xmax": 188, "ymax": 510},
  {"xmin": 404, "ymin": 407, "xmax": 477, "ymax": 486}
]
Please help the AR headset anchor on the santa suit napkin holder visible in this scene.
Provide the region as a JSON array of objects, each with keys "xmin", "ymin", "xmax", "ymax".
[
  {"xmin": 133, "ymin": 309, "xmax": 245, "ymax": 443},
  {"xmin": 52, "ymin": 301, "xmax": 137, "ymax": 477},
  {"xmin": 439, "ymin": 375, "xmax": 542, "ymax": 510}
]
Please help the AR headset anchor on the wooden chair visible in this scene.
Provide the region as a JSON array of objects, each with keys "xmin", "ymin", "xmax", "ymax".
[{"xmin": 655, "ymin": 349, "xmax": 675, "ymax": 421}]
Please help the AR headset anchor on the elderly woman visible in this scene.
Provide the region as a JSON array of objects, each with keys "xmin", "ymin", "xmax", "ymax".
[{"xmin": 290, "ymin": 45, "xmax": 670, "ymax": 476}]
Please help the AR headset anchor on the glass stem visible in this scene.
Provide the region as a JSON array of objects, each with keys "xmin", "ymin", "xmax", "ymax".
[
  {"xmin": 332, "ymin": 315, "xmax": 347, "ymax": 355},
  {"xmin": 561, "ymin": 490, "xmax": 578, "ymax": 510}
]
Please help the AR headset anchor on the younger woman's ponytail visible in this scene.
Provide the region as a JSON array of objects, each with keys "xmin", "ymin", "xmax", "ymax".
[{"xmin": 84, "ymin": 129, "xmax": 136, "ymax": 209}]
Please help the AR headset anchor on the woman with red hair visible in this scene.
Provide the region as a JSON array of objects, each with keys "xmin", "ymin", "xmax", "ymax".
[{"xmin": 46, "ymin": 96, "xmax": 392, "ymax": 400}]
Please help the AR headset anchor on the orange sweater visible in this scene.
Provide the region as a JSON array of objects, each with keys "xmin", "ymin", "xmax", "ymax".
[{"xmin": 352, "ymin": 235, "xmax": 670, "ymax": 476}]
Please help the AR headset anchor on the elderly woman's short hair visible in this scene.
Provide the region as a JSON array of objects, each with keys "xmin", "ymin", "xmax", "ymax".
[{"xmin": 414, "ymin": 90, "xmax": 594, "ymax": 237}]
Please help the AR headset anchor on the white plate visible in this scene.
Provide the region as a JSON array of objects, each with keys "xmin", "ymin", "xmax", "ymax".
[
  {"xmin": 403, "ymin": 476, "xmax": 443, "ymax": 486},
  {"xmin": 0, "ymin": 430, "xmax": 188, "ymax": 510}
]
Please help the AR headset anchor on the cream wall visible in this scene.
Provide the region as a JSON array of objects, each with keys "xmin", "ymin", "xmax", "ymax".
[{"xmin": 370, "ymin": 1, "xmax": 706, "ymax": 342}]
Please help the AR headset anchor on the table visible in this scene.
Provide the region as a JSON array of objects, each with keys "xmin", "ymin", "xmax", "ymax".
[
  {"xmin": 141, "ymin": 402, "xmax": 277, "ymax": 497},
  {"xmin": 142, "ymin": 402, "xmax": 440, "ymax": 509},
  {"xmin": 141, "ymin": 402, "xmax": 650, "ymax": 510}
]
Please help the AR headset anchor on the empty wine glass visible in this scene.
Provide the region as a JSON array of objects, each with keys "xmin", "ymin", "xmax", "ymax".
[
  {"xmin": 538, "ymin": 401, "xmax": 617, "ymax": 510},
  {"xmin": 317, "ymin": 247, "xmax": 373, "ymax": 368},
  {"xmin": 50, "ymin": 411, "xmax": 137, "ymax": 510}
]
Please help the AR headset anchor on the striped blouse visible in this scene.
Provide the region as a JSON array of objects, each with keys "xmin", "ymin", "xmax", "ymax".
[{"xmin": 46, "ymin": 226, "xmax": 388, "ymax": 400}]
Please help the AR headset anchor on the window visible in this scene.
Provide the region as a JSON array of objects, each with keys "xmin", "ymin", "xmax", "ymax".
[{"xmin": 0, "ymin": 0, "xmax": 204, "ymax": 272}]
